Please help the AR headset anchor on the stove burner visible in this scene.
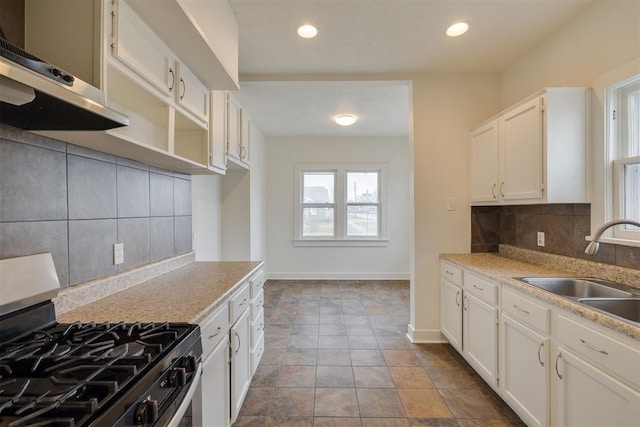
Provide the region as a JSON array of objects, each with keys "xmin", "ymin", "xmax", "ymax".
[{"xmin": 0, "ymin": 321, "xmax": 197, "ymax": 427}]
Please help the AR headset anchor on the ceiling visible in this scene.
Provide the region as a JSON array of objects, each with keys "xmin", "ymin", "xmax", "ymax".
[{"xmin": 228, "ymin": 0, "xmax": 593, "ymax": 138}]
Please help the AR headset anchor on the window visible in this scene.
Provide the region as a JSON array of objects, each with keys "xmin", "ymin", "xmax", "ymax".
[
  {"xmin": 609, "ymin": 75, "xmax": 640, "ymax": 241},
  {"xmin": 295, "ymin": 164, "xmax": 387, "ymax": 245}
]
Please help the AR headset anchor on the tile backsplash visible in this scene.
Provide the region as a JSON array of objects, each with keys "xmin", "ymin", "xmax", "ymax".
[
  {"xmin": 472, "ymin": 204, "xmax": 640, "ymax": 270},
  {"xmin": 0, "ymin": 125, "xmax": 192, "ymax": 287}
]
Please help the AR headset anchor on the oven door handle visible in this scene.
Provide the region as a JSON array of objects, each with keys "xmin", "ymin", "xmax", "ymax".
[{"xmin": 167, "ymin": 360, "xmax": 203, "ymax": 427}]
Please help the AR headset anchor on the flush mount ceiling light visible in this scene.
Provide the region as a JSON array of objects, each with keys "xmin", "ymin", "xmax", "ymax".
[
  {"xmin": 335, "ymin": 114, "xmax": 358, "ymax": 126},
  {"xmin": 446, "ymin": 21, "xmax": 469, "ymax": 37},
  {"xmin": 297, "ymin": 24, "xmax": 318, "ymax": 39}
]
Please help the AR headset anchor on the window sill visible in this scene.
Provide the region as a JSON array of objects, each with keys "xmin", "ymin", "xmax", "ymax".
[
  {"xmin": 585, "ymin": 236, "xmax": 640, "ymax": 248},
  {"xmin": 294, "ymin": 239, "xmax": 389, "ymax": 247}
]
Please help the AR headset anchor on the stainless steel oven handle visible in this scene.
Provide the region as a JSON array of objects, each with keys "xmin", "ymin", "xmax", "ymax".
[{"xmin": 167, "ymin": 360, "xmax": 203, "ymax": 427}]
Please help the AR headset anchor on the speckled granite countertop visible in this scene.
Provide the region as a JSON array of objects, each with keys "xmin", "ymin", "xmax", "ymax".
[
  {"xmin": 57, "ymin": 261, "xmax": 263, "ymax": 325},
  {"xmin": 440, "ymin": 252, "xmax": 639, "ymax": 341}
]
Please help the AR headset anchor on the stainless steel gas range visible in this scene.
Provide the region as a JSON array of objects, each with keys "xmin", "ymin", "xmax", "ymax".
[{"xmin": 0, "ymin": 253, "xmax": 202, "ymax": 427}]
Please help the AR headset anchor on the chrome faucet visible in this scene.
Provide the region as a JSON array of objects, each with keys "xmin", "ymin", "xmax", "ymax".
[{"xmin": 585, "ymin": 219, "xmax": 640, "ymax": 255}]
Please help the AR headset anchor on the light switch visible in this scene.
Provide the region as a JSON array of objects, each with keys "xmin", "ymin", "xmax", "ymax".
[
  {"xmin": 537, "ymin": 232, "xmax": 545, "ymax": 247},
  {"xmin": 447, "ymin": 198, "xmax": 456, "ymax": 211}
]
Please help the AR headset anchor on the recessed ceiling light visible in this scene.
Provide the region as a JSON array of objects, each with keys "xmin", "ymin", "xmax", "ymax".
[
  {"xmin": 297, "ymin": 24, "xmax": 318, "ymax": 39},
  {"xmin": 335, "ymin": 114, "xmax": 358, "ymax": 126},
  {"xmin": 446, "ymin": 22, "xmax": 469, "ymax": 37}
]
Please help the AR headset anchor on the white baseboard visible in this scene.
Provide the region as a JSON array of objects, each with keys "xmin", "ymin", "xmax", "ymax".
[
  {"xmin": 406, "ymin": 324, "xmax": 447, "ymax": 343},
  {"xmin": 265, "ymin": 272, "xmax": 410, "ymax": 280}
]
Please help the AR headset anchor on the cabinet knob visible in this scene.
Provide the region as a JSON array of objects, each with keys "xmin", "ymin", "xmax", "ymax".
[{"xmin": 180, "ymin": 77, "xmax": 186, "ymax": 100}]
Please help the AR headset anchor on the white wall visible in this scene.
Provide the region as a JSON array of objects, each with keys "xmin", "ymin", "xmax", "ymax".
[
  {"xmin": 409, "ymin": 72, "xmax": 501, "ymax": 342},
  {"xmin": 265, "ymin": 136, "xmax": 411, "ymax": 279},
  {"xmin": 249, "ymin": 122, "xmax": 267, "ymax": 261},
  {"xmin": 500, "ymin": 1, "xmax": 640, "ymax": 107},
  {"xmin": 192, "ymin": 175, "xmax": 222, "ymax": 261},
  {"xmin": 498, "ymin": 0, "xmax": 639, "ymax": 240}
]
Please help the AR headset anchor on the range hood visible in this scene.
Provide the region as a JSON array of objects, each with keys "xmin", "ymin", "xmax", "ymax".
[{"xmin": 0, "ymin": 36, "xmax": 128, "ymax": 131}]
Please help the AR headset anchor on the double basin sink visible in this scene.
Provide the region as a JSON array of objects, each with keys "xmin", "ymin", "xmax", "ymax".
[{"xmin": 518, "ymin": 277, "xmax": 640, "ymax": 325}]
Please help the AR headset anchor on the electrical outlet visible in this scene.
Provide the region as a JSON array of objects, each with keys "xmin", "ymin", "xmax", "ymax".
[
  {"xmin": 537, "ymin": 232, "xmax": 545, "ymax": 247},
  {"xmin": 447, "ymin": 197, "xmax": 456, "ymax": 211},
  {"xmin": 114, "ymin": 243, "xmax": 124, "ymax": 265}
]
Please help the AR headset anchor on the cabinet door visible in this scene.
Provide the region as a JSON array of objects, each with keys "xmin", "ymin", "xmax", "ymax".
[
  {"xmin": 499, "ymin": 97, "xmax": 544, "ymax": 202},
  {"xmin": 112, "ymin": 0, "xmax": 173, "ymax": 97},
  {"xmin": 210, "ymin": 90, "xmax": 227, "ymax": 172},
  {"xmin": 227, "ymin": 94, "xmax": 242, "ymax": 161},
  {"xmin": 501, "ymin": 314, "xmax": 548, "ymax": 427},
  {"xmin": 440, "ymin": 278, "xmax": 463, "ymax": 352},
  {"xmin": 554, "ymin": 348, "xmax": 640, "ymax": 427},
  {"xmin": 176, "ymin": 62, "xmax": 208, "ymax": 122},
  {"xmin": 230, "ymin": 308, "xmax": 251, "ymax": 424},
  {"xmin": 470, "ymin": 121, "xmax": 499, "ymax": 204},
  {"xmin": 240, "ymin": 110, "xmax": 250, "ymax": 165},
  {"xmin": 463, "ymin": 293, "xmax": 498, "ymax": 387},
  {"xmin": 197, "ymin": 336, "xmax": 230, "ymax": 427}
]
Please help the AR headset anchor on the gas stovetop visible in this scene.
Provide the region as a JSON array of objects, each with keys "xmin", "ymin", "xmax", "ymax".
[
  {"xmin": 0, "ymin": 253, "xmax": 202, "ymax": 427},
  {"xmin": 0, "ymin": 316, "xmax": 199, "ymax": 427}
]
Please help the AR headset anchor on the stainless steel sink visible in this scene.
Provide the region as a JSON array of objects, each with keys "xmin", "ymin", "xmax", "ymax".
[
  {"xmin": 578, "ymin": 298, "xmax": 640, "ymax": 324},
  {"xmin": 519, "ymin": 277, "xmax": 634, "ymax": 299}
]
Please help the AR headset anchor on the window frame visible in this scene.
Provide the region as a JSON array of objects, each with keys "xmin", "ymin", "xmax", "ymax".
[
  {"xmin": 608, "ymin": 75, "xmax": 640, "ymax": 242},
  {"xmin": 294, "ymin": 163, "xmax": 388, "ymax": 247}
]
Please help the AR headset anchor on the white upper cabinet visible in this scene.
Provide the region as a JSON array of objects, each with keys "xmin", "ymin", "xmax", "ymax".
[
  {"xmin": 111, "ymin": 0, "xmax": 174, "ymax": 98},
  {"xmin": 470, "ymin": 121, "xmax": 500, "ymax": 203},
  {"xmin": 499, "ymin": 97, "xmax": 544, "ymax": 201},
  {"xmin": 175, "ymin": 62, "xmax": 209, "ymax": 122},
  {"xmin": 470, "ymin": 88, "xmax": 589, "ymax": 205}
]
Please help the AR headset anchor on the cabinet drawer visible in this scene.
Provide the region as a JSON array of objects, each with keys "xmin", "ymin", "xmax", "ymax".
[
  {"xmin": 558, "ymin": 314, "xmax": 640, "ymax": 386},
  {"xmin": 502, "ymin": 287, "xmax": 549, "ymax": 334},
  {"xmin": 251, "ymin": 332, "xmax": 265, "ymax": 375},
  {"xmin": 200, "ymin": 304, "xmax": 229, "ymax": 358},
  {"xmin": 465, "ymin": 272, "xmax": 498, "ymax": 306},
  {"xmin": 230, "ymin": 282, "xmax": 251, "ymax": 324},
  {"xmin": 251, "ymin": 308, "xmax": 265, "ymax": 348},
  {"xmin": 440, "ymin": 262, "xmax": 462, "ymax": 286},
  {"xmin": 251, "ymin": 289, "xmax": 264, "ymax": 320}
]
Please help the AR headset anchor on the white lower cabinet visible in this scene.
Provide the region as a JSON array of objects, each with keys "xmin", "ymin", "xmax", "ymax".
[
  {"xmin": 463, "ymin": 292, "xmax": 498, "ymax": 388},
  {"xmin": 553, "ymin": 348, "xmax": 640, "ymax": 427},
  {"xmin": 439, "ymin": 260, "xmax": 640, "ymax": 427},
  {"xmin": 440, "ymin": 278, "xmax": 463, "ymax": 353},
  {"xmin": 198, "ymin": 336, "xmax": 230, "ymax": 427},
  {"xmin": 501, "ymin": 314, "xmax": 549, "ymax": 427},
  {"xmin": 230, "ymin": 307, "xmax": 251, "ymax": 424}
]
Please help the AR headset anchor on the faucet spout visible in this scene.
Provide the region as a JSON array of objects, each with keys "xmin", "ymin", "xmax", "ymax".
[{"xmin": 585, "ymin": 219, "xmax": 640, "ymax": 255}]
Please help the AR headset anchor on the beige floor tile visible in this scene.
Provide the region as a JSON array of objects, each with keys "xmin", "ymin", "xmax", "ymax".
[
  {"xmin": 316, "ymin": 366, "xmax": 355, "ymax": 387},
  {"xmin": 360, "ymin": 419, "xmax": 410, "ymax": 427},
  {"xmin": 276, "ymin": 365, "xmax": 317, "ymax": 387},
  {"xmin": 353, "ymin": 367, "xmax": 395, "ymax": 388},
  {"xmin": 382, "ymin": 350, "xmax": 421, "ymax": 367},
  {"xmin": 314, "ymin": 388, "xmax": 360, "ymax": 417},
  {"xmin": 314, "ymin": 417, "xmax": 363, "ymax": 426},
  {"xmin": 350, "ymin": 349, "xmax": 386, "ymax": 366},
  {"xmin": 388, "ymin": 367, "xmax": 435, "ymax": 389},
  {"xmin": 397, "ymin": 389, "xmax": 453, "ymax": 418},
  {"xmin": 317, "ymin": 349, "xmax": 352, "ymax": 366},
  {"xmin": 267, "ymin": 388, "xmax": 315, "ymax": 416},
  {"xmin": 356, "ymin": 389, "xmax": 406, "ymax": 417}
]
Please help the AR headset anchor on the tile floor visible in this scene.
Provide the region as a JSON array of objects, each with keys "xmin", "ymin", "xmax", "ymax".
[{"xmin": 233, "ymin": 280, "xmax": 526, "ymax": 427}]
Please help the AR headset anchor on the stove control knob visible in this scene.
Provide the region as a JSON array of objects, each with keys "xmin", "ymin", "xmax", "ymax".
[
  {"xmin": 135, "ymin": 399, "xmax": 158, "ymax": 425},
  {"xmin": 180, "ymin": 355, "xmax": 198, "ymax": 373},
  {"xmin": 168, "ymin": 367, "xmax": 187, "ymax": 387}
]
